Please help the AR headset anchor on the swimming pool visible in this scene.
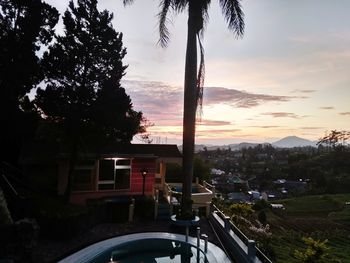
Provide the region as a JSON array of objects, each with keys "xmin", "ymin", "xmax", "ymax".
[{"xmin": 58, "ymin": 232, "xmax": 230, "ymax": 263}]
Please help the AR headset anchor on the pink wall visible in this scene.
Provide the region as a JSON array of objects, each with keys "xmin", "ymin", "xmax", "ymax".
[
  {"xmin": 130, "ymin": 158, "xmax": 156, "ymax": 194},
  {"xmin": 70, "ymin": 157, "xmax": 156, "ymax": 205}
]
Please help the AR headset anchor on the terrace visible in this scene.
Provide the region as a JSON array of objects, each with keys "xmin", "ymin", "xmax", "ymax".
[{"xmin": 163, "ymin": 179, "xmax": 215, "ymax": 217}]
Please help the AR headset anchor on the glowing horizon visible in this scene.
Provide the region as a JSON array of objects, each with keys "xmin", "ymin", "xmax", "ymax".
[{"xmin": 45, "ymin": 0, "xmax": 350, "ymax": 145}]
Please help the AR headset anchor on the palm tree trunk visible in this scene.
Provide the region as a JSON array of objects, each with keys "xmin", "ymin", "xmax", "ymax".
[{"xmin": 181, "ymin": 3, "xmax": 198, "ymax": 218}]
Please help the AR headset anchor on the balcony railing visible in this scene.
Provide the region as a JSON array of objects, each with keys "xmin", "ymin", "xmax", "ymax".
[{"xmin": 210, "ymin": 204, "xmax": 272, "ymax": 263}]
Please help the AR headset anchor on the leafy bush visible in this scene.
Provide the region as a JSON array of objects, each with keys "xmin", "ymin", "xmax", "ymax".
[
  {"xmin": 229, "ymin": 203, "xmax": 254, "ymax": 218},
  {"xmin": 252, "ymin": 199, "xmax": 270, "ymax": 211},
  {"xmin": 294, "ymin": 237, "xmax": 330, "ymax": 263},
  {"xmin": 258, "ymin": 210, "xmax": 267, "ymax": 225}
]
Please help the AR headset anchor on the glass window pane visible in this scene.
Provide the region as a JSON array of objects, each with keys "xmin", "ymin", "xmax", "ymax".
[
  {"xmin": 115, "ymin": 159, "xmax": 131, "ymax": 166},
  {"xmin": 99, "ymin": 160, "xmax": 114, "ymax": 181},
  {"xmin": 115, "ymin": 169, "xmax": 130, "ymax": 189}
]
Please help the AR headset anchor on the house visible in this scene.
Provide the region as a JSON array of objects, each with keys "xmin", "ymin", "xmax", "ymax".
[
  {"xmin": 20, "ymin": 142, "xmax": 182, "ymax": 204},
  {"xmin": 273, "ymin": 179, "xmax": 307, "ymax": 194}
]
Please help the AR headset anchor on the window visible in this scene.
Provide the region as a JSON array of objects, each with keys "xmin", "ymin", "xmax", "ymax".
[
  {"xmin": 98, "ymin": 160, "xmax": 115, "ymax": 190},
  {"xmin": 72, "ymin": 160, "xmax": 95, "ymax": 191},
  {"xmin": 98, "ymin": 158, "xmax": 131, "ymax": 191}
]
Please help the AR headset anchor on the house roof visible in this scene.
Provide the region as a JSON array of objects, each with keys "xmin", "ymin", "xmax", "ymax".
[
  {"xmin": 100, "ymin": 144, "xmax": 182, "ymax": 158},
  {"xmin": 20, "ymin": 142, "xmax": 182, "ymax": 164}
]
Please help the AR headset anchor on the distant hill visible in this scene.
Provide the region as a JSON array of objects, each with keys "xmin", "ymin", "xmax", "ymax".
[
  {"xmin": 226, "ymin": 142, "xmax": 264, "ymax": 150},
  {"xmin": 179, "ymin": 142, "xmax": 270, "ymax": 152},
  {"xmin": 177, "ymin": 136, "xmax": 316, "ymax": 152},
  {"xmin": 272, "ymin": 136, "xmax": 316, "ymax": 148}
]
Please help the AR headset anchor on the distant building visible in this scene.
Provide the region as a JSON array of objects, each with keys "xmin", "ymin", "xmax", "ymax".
[
  {"xmin": 211, "ymin": 168, "xmax": 225, "ymax": 176},
  {"xmin": 273, "ymin": 179, "xmax": 307, "ymax": 193},
  {"xmin": 248, "ymin": 190, "xmax": 261, "ymax": 201}
]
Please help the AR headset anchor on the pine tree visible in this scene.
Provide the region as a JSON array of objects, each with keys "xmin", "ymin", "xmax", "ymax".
[
  {"xmin": 0, "ymin": 0, "xmax": 59, "ymax": 164},
  {"xmin": 35, "ymin": 0, "xmax": 145, "ymax": 199}
]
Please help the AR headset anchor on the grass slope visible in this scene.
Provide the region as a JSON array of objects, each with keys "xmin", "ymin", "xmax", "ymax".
[{"xmin": 268, "ymin": 194, "xmax": 350, "ymax": 262}]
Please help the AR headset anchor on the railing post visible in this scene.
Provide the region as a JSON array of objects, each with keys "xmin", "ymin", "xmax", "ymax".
[
  {"xmin": 212, "ymin": 186, "xmax": 215, "ymax": 195},
  {"xmin": 185, "ymin": 226, "xmax": 189, "ymax": 242},
  {"xmin": 169, "ymin": 190, "xmax": 173, "ymax": 215},
  {"xmin": 170, "ymin": 204, "xmax": 173, "ymax": 215},
  {"xmin": 155, "ymin": 189, "xmax": 159, "ymax": 201},
  {"xmin": 195, "ymin": 177, "xmax": 199, "ymax": 185},
  {"xmin": 197, "ymin": 227, "xmax": 201, "ymax": 248},
  {"xmin": 154, "ymin": 199, "xmax": 159, "ymax": 220},
  {"xmin": 224, "ymin": 216, "xmax": 231, "ymax": 232},
  {"xmin": 205, "ymin": 202, "xmax": 210, "ymax": 217},
  {"xmin": 196, "ymin": 227, "xmax": 201, "ymax": 262},
  {"xmin": 201, "ymin": 234, "xmax": 208, "ymax": 253},
  {"xmin": 203, "ymin": 180, "xmax": 207, "ymax": 188},
  {"xmin": 247, "ymin": 240, "xmax": 256, "ymax": 260},
  {"xmin": 128, "ymin": 198, "xmax": 135, "ymax": 222}
]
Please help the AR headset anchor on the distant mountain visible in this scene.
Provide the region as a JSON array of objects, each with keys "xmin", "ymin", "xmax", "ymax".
[
  {"xmin": 179, "ymin": 142, "xmax": 270, "ymax": 152},
  {"xmin": 272, "ymin": 136, "xmax": 316, "ymax": 148},
  {"xmin": 177, "ymin": 136, "xmax": 316, "ymax": 152}
]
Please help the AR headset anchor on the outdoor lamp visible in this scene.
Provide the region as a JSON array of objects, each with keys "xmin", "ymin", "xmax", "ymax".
[{"xmin": 141, "ymin": 169, "xmax": 148, "ymax": 195}]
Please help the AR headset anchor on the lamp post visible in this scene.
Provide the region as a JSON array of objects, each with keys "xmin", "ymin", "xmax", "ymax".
[{"xmin": 141, "ymin": 169, "xmax": 148, "ymax": 196}]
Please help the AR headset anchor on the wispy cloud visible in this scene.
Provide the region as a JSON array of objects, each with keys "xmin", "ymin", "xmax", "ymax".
[
  {"xmin": 122, "ymin": 80, "xmax": 182, "ymax": 126},
  {"xmin": 291, "ymin": 89, "xmax": 316, "ymax": 94},
  {"xmin": 339, "ymin": 112, "xmax": 350, "ymax": 116},
  {"xmin": 204, "ymin": 87, "xmax": 293, "ymax": 108},
  {"xmin": 251, "ymin": 125, "xmax": 282, "ymax": 129},
  {"xmin": 300, "ymin": 127, "xmax": 325, "ymax": 130},
  {"xmin": 198, "ymin": 119, "xmax": 232, "ymax": 126},
  {"xmin": 123, "ymin": 80, "xmax": 297, "ymax": 126},
  {"xmin": 261, "ymin": 112, "xmax": 301, "ymax": 119},
  {"xmin": 196, "ymin": 129, "xmax": 241, "ymax": 138},
  {"xmin": 319, "ymin": 106, "xmax": 334, "ymax": 110}
]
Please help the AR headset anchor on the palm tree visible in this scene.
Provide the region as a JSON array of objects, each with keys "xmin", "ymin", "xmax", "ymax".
[{"xmin": 123, "ymin": 0, "xmax": 244, "ymax": 218}]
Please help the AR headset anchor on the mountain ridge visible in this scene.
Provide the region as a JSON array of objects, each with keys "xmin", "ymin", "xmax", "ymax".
[{"xmin": 178, "ymin": 136, "xmax": 317, "ymax": 151}]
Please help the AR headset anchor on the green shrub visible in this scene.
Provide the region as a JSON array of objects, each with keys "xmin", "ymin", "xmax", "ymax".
[
  {"xmin": 229, "ymin": 203, "xmax": 254, "ymax": 218},
  {"xmin": 294, "ymin": 237, "xmax": 330, "ymax": 263},
  {"xmin": 258, "ymin": 210, "xmax": 267, "ymax": 226},
  {"xmin": 252, "ymin": 199, "xmax": 270, "ymax": 211}
]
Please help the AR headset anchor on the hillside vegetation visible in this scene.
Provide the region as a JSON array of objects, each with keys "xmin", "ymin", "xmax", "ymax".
[{"xmin": 270, "ymin": 194, "xmax": 350, "ymax": 262}]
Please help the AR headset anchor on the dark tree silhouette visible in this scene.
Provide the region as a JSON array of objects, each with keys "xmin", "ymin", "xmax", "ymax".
[
  {"xmin": 35, "ymin": 0, "xmax": 146, "ymax": 199},
  {"xmin": 0, "ymin": 0, "xmax": 59, "ymax": 164},
  {"xmin": 123, "ymin": 0, "xmax": 244, "ymax": 218},
  {"xmin": 317, "ymin": 130, "xmax": 350, "ymax": 151}
]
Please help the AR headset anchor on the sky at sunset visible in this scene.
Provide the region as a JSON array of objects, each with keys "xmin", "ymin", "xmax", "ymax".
[{"xmin": 45, "ymin": 0, "xmax": 350, "ymax": 145}]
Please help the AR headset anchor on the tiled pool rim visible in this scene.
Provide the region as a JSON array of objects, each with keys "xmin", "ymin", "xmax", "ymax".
[{"xmin": 58, "ymin": 232, "xmax": 231, "ymax": 263}]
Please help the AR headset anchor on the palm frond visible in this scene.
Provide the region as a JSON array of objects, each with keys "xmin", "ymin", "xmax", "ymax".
[
  {"xmin": 196, "ymin": 33, "xmax": 205, "ymax": 121},
  {"xmin": 172, "ymin": 0, "xmax": 187, "ymax": 13},
  {"xmin": 122, "ymin": 0, "xmax": 134, "ymax": 6},
  {"xmin": 157, "ymin": 0, "xmax": 172, "ymax": 48},
  {"xmin": 219, "ymin": 0, "xmax": 245, "ymax": 37}
]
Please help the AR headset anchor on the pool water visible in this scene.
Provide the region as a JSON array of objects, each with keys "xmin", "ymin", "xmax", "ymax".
[
  {"xmin": 89, "ymin": 239, "xmax": 208, "ymax": 263},
  {"xmin": 58, "ymin": 233, "xmax": 230, "ymax": 263}
]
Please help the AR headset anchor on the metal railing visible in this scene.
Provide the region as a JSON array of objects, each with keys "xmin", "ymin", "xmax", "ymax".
[{"xmin": 210, "ymin": 204, "xmax": 272, "ymax": 263}]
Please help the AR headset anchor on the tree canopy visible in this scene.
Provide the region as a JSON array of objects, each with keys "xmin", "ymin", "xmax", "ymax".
[
  {"xmin": 0, "ymin": 0, "xmax": 59, "ymax": 164},
  {"xmin": 35, "ymin": 0, "xmax": 145, "ymax": 149}
]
